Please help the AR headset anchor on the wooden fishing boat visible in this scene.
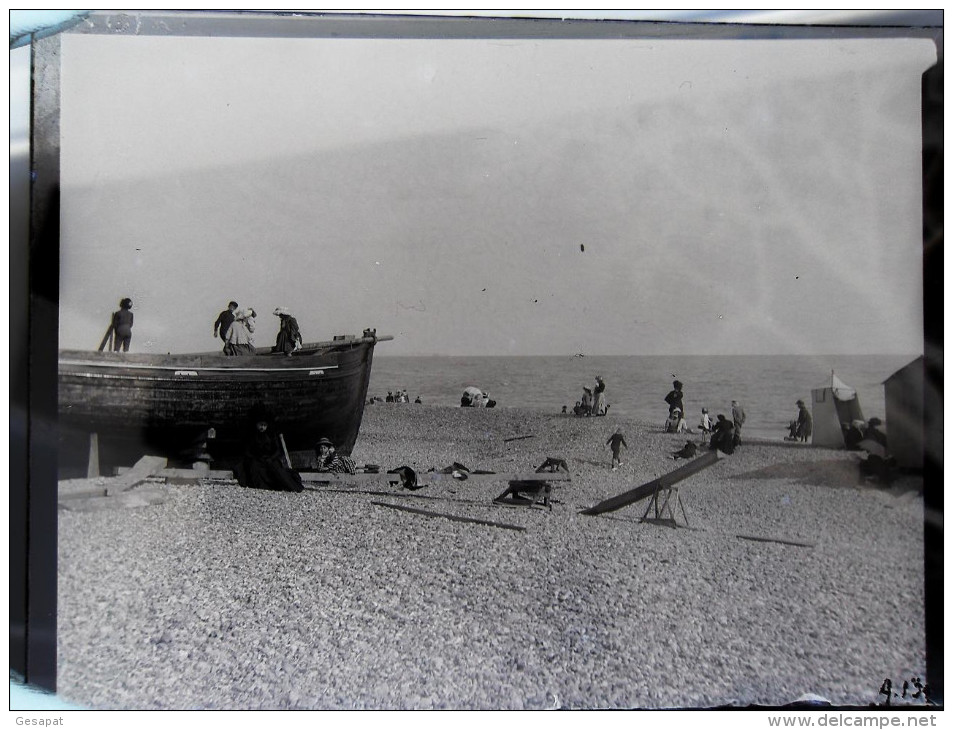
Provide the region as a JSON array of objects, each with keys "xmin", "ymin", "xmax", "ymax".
[{"xmin": 58, "ymin": 333, "xmax": 392, "ymax": 466}]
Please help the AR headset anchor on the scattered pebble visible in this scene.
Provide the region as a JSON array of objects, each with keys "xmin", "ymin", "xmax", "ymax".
[{"xmin": 57, "ymin": 406, "xmax": 925, "ymax": 709}]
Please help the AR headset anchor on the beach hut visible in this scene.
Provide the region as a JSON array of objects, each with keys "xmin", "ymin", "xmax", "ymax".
[
  {"xmin": 811, "ymin": 372, "xmax": 865, "ymax": 448},
  {"xmin": 883, "ymin": 356, "xmax": 924, "ymax": 470}
]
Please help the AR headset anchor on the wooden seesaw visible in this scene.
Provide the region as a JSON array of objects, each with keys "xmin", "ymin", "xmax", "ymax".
[{"xmin": 580, "ymin": 450, "xmax": 723, "ymax": 526}]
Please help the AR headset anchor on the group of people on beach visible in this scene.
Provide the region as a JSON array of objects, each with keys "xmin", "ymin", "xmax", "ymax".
[
  {"xmin": 213, "ymin": 301, "xmax": 302, "ymax": 356},
  {"xmin": 570, "ymin": 376, "xmax": 608, "ymax": 417},
  {"xmin": 368, "ymin": 391, "xmax": 422, "ymax": 404},
  {"xmin": 660, "ymin": 379, "xmax": 748, "ymax": 455}
]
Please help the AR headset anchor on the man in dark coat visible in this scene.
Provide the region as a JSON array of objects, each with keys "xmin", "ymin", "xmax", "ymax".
[
  {"xmin": 795, "ymin": 399, "xmax": 813, "ymax": 442},
  {"xmin": 214, "ymin": 301, "xmax": 238, "ymax": 343},
  {"xmin": 709, "ymin": 414, "xmax": 735, "ymax": 455},
  {"xmin": 664, "ymin": 380, "xmax": 684, "ymax": 416}
]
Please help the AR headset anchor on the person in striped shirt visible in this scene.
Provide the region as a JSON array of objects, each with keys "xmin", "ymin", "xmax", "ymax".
[{"xmin": 313, "ymin": 437, "xmax": 357, "ymax": 474}]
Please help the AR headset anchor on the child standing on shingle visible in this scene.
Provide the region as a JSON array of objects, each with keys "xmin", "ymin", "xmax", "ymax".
[{"xmin": 606, "ymin": 429, "xmax": 628, "ymax": 471}]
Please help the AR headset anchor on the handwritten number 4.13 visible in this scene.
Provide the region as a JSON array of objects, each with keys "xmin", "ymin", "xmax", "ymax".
[{"xmin": 878, "ymin": 677, "xmax": 929, "ymax": 705}]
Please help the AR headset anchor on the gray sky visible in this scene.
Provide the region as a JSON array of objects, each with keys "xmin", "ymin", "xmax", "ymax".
[{"xmin": 57, "ymin": 33, "xmax": 934, "ymax": 356}]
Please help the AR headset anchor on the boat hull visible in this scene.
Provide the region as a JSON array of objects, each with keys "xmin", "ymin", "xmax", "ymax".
[{"xmin": 58, "ymin": 340, "xmax": 379, "ymax": 466}]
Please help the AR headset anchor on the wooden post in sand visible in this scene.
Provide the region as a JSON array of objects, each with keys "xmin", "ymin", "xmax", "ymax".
[
  {"xmin": 86, "ymin": 432, "xmax": 100, "ymax": 479},
  {"xmin": 580, "ymin": 450, "xmax": 722, "ymax": 516}
]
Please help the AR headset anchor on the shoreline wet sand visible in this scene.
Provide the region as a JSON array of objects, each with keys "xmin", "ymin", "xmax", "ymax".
[{"xmin": 57, "ymin": 404, "xmax": 925, "ymax": 710}]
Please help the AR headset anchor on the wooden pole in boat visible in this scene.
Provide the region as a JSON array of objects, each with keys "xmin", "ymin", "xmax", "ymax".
[
  {"xmin": 278, "ymin": 433, "xmax": 292, "ymax": 469},
  {"xmin": 97, "ymin": 322, "xmax": 114, "ymax": 352}
]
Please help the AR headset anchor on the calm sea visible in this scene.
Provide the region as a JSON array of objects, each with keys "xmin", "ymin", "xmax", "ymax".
[{"xmin": 368, "ymin": 354, "xmax": 917, "ymax": 441}]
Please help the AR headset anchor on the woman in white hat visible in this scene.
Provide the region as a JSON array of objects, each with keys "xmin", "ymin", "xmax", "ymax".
[
  {"xmin": 272, "ymin": 307, "xmax": 303, "ymax": 356},
  {"xmin": 224, "ymin": 308, "xmax": 257, "ymax": 356}
]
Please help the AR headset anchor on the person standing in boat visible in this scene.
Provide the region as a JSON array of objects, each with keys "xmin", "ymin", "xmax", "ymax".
[
  {"xmin": 272, "ymin": 307, "xmax": 302, "ymax": 355},
  {"xmin": 111, "ymin": 297, "xmax": 134, "ymax": 352},
  {"xmin": 224, "ymin": 308, "xmax": 257, "ymax": 356},
  {"xmin": 213, "ymin": 301, "xmax": 238, "ymax": 343},
  {"xmin": 233, "ymin": 414, "xmax": 304, "ymax": 493}
]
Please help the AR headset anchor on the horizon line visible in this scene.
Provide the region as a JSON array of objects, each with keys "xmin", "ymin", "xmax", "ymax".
[{"xmin": 375, "ymin": 352, "xmax": 923, "ymax": 359}]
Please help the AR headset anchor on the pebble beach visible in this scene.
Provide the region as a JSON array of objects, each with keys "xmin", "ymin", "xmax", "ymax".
[{"xmin": 56, "ymin": 404, "xmax": 926, "ymax": 710}]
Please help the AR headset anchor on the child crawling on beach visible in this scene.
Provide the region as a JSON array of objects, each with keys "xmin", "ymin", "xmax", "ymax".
[{"xmin": 606, "ymin": 429, "xmax": 628, "ymax": 471}]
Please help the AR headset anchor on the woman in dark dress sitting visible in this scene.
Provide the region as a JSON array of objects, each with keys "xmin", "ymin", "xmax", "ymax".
[{"xmin": 234, "ymin": 414, "xmax": 304, "ymax": 493}]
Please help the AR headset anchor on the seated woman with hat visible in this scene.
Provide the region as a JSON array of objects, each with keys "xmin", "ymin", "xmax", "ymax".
[
  {"xmin": 314, "ymin": 437, "xmax": 357, "ymax": 474},
  {"xmin": 664, "ymin": 408, "xmax": 687, "ymax": 434}
]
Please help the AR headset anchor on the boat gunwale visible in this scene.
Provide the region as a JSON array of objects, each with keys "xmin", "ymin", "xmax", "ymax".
[
  {"xmin": 58, "ymin": 336, "xmax": 389, "ymax": 372},
  {"xmin": 58, "ymin": 360, "xmax": 344, "ymax": 374}
]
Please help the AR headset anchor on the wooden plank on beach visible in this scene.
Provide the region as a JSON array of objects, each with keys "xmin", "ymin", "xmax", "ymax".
[
  {"xmin": 106, "ymin": 455, "xmax": 167, "ymax": 496},
  {"xmin": 301, "ymin": 473, "xmax": 403, "ymax": 485},
  {"xmin": 300, "ymin": 471, "xmax": 572, "ymax": 485},
  {"xmin": 736, "ymin": 534, "xmax": 815, "ymax": 548},
  {"xmin": 423, "ymin": 472, "xmax": 571, "ymax": 483},
  {"xmin": 58, "ymin": 479, "xmax": 108, "ymax": 500},
  {"xmin": 503, "ymin": 434, "xmax": 536, "ymax": 443},
  {"xmin": 115, "ymin": 466, "xmax": 233, "ymax": 480},
  {"xmin": 371, "ymin": 501, "xmax": 526, "ymax": 532},
  {"xmin": 580, "ymin": 450, "xmax": 722, "ymax": 516}
]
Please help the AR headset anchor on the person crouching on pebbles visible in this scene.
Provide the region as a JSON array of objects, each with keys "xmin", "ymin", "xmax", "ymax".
[{"xmin": 606, "ymin": 429, "xmax": 628, "ymax": 471}]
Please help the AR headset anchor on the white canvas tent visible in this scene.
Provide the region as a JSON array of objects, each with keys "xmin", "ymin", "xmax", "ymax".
[{"xmin": 811, "ymin": 372, "xmax": 865, "ymax": 448}]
